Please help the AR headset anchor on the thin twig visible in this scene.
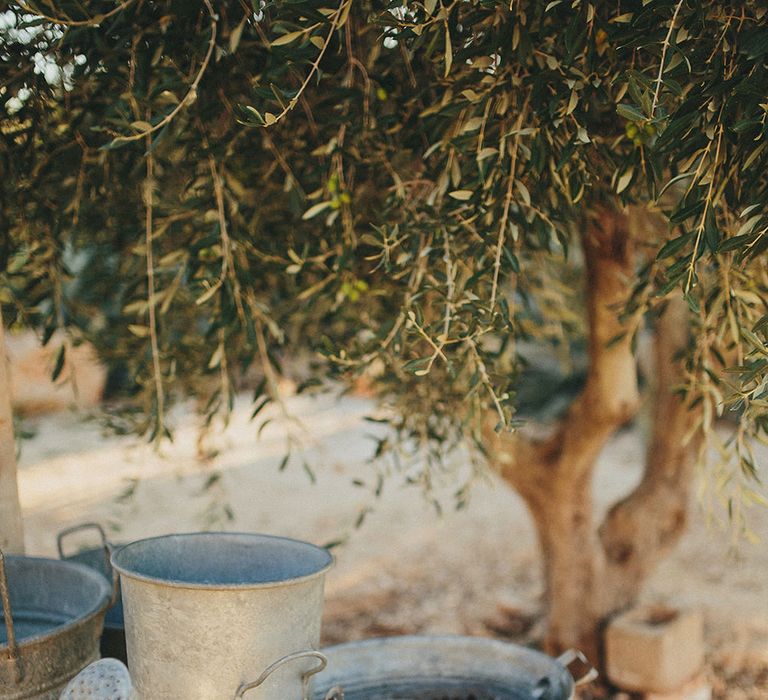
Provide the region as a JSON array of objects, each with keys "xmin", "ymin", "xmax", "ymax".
[
  {"xmin": 145, "ymin": 130, "xmax": 164, "ymax": 433},
  {"xmin": 408, "ymin": 312, "xmax": 449, "ymax": 368},
  {"xmin": 205, "ymin": 150, "xmax": 247, "ymax": 321},
  {"xmin": 217, "ymin": 327, "xmax": 230, "ymax": 418},
  {"xmin": 261, "ymin": 0, "xmax": 350, "ymax": 128},
  {"xmin": 650, "ymin": 0, "xmax": 684, "ymax": 119},
  {"xmin": 329, "ymin": 238, "xmax": 429, "ymax": 368},
  {"xmin": 348, "ymin": 57, "xmax": 371, "ymax": 127},
  {"xmin": 490, "ymin": 100, "xmax": 528, "ymax": 311},
  {"xmin": 466, "ymin": 339, "xmax": 506, "ymax": 428},
  {"xmin": 263, "ymin": 133, "xmax": 306, "ymax": 197},
  {"xmin": 48, "ymin": 242, "xmax": 79, "ymax": 399},
  {"xmin": 686, "ymin": 126, "xmax": 723, "ymax": 292},
  {"xmin": 111, "ymin": 0, "xmax": 217, "ymax": 144},
  {"xmin": 442, "ymin": 228, "xmax": 455, "ymax": 341},
  {"xmin": 15, "ymin": 0, "xmax": 137, "ymax": 27}
]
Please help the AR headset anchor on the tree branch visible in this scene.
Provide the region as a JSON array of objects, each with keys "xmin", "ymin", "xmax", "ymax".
[
  {"xmin": 599, "ymin": 295, "xmax": 699, "ymax": 606},
  {"xmin": 486, "ymin": 207, "xmax": 640, "ymax": 489},
  {"xmin": 650, "ymin": 0, "xmax": 685, "ymax": 119},
  {"xmin": 145, "ymin": 130, "xmax": 164, "ymax": 436},
  {"xmin": 110, "ymin": 0, "xmax": 217, "ymax": 145},
  {"xmin": 16, "ymin": 0, "xmax": 137, "ymax": 28},
  {"xmin": 259, "ymin": 0, "xmax": 351, "ymax": 128},
  {"xmin": 517, "ymin": 214, "xmax": 638, "ymax": 492}
]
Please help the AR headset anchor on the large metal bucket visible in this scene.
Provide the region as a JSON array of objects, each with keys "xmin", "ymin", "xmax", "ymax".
[
  {"xmin": 110, "ymin": 532, "xmax": 333, "ymax": 700},
  {"xmin": 308, "ymin": 636, "xmax": 597, "ymax": 699},
  {"xmin": 56, "ymin": 524, "xmax": 126, "ymax": 664},
  {"xmin": 0, "ymin": 550, "xmax": 111, "ymax": 700}
]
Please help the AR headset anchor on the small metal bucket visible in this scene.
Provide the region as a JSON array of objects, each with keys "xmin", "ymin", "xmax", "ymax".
[
  {"xmin": 0, "ymin": 549, "xmax": 111, "ymax": 700},
  {"xmin": 110, "ymin": 532, "xmax": 334, "ymax": 700},
  {"xmin": 56, "ymin": 523, "xmax": 126, "ymax": 664}
]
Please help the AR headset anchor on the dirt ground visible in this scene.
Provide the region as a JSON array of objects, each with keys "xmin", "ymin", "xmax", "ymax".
[{"xmin": 16, "ymin": 392, "xmax": 768, "ymax": 698}]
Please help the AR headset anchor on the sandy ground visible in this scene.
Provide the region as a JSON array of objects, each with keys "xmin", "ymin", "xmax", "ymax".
[{"xmin": 16, "ymin": 392, "xmax": 768, "ymax": 698}]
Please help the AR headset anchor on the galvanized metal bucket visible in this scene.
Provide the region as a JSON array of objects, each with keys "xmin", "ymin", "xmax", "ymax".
[
  {"xmin": 0, "ymin": 549, "xmax": 111, "ymax": 700},
  {"xmin": 308, "ymin": 635, "xmax": 597, "ymax": 700},
  {"xmin": 56, "ymin": 523, "xmax": 126, "ymax": 664},
  {"xmin": 110, "ymin": 532, "xmax": 334, "ymax": 700}
]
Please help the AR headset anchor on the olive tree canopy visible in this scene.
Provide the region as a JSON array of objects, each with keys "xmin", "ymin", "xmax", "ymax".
[{"xmin": 2, "ymin": 0, "xmax": 767, "ymax": 656}]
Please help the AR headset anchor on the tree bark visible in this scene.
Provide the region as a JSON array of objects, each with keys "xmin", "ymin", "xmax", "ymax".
[
  {"xmin": 484, "ymin": 207, "xmax": 697, "ymax": 665},
  {"xmin": 599, "ymin": 296, "xmax": 698, "ymax": 611},
  {"xmin": 0, "ymin": 312, "xmax": 25, "ymax": 553}
]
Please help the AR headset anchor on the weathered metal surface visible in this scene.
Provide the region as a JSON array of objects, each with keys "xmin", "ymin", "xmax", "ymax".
[
  {"xmin": 110, "ymin": 532, "xmax": 333, "ymax": 700},
  {"xmin": 60, "ymin": 633, "xmax": 593, "ymax": 700},
  {"xmin": 57, "ymin": 524, "xmax": 126, "ymax": 664},
  {"xmin": 234, "ymin": 650, "xmax": 328, "ymax": 699},
  {"xmin": 308, "ymin": 636, "xmax": 594, "ymax": 700},
  {"xmin": 0, "ymin": 551, "xmax": 110, "ymax": 700}
]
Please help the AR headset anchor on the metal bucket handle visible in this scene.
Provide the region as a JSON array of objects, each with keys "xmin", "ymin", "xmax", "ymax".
[
  {"xmin": 56, "ymin": 522, "xmax": 120, "ymax": 606},
  {"xmin": 234, "ymin": 650, "xmax": 327, "ymax": 700},
  {"xmin": 533, "ymin": 648, "xmax": 597, "ymax": 698},
  {"xmin": 0, "ymin": 548, "xmax": 23, "ymax": 684},
  {"xmin": 557, "ymin": 648, "xmax": 598, "ymax": 687}
]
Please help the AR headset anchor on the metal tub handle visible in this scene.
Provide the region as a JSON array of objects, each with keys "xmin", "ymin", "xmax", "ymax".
[
  {"xmin": 0, "ymin": 548, "xmax": 23, "ymax": 684},
  {"xmin": 56, "ymin": 521, "xmax": 109, "ymax": 559},
  {"xmin": 56, "ymin": 522, "xmax": 120, "ymax": 606},
  {"xmin": 234, "ymin": 650, "xmax": 328, "ymax": 700},
  {"xmin": 557, "ymin": 648, "xmax": 598, "ymax": 687}
]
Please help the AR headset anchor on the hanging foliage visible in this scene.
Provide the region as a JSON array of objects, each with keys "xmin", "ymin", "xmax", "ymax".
[{"xmin": 1, "ymin": 0, "xmax": 766, "ymax": 498}]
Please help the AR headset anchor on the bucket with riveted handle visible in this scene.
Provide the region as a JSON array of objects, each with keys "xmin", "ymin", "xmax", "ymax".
[{"xmin": 110, "ymin": 532, "xmax": 333, "ymax": 700}]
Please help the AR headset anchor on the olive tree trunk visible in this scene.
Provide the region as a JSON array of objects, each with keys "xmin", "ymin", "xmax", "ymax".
[
  {"xmin": 0, "ymin": 312, "xmax": 25, "ymax": 553},
  {"xmin": 485, "ymin": 208, "xmax": 697, "ymax": 663}
]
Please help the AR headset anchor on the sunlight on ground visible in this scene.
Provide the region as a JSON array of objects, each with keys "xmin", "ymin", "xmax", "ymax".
[{"xmin": 17, "ymin": 392, "xmax": 768, "ymax": 676}]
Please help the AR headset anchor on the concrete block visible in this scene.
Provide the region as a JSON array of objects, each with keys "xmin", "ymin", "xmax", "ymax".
[
  {"xmin": 643, "ymin": 672, "xmax": 711, "ymax": 700},
  {"xmin": 605, "ymin": 605, "xmax": 704, "ymax": 693}
]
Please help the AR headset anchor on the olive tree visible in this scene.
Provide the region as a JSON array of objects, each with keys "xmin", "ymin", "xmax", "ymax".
[{"xmin": 1, "ymin": 0, "xmax": 767, "ymax": 659}]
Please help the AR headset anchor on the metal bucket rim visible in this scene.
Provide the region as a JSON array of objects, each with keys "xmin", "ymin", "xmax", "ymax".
[
  {"xmin": 0, "ymin": 555, "xmax": 111, "ymax": 651},
  {"xmin": 313, "ymin": 634, "xmax": 576, "ymax": 698},
  {"xmin": 110, "ymin": 531, "xmax": 334, "ymax": 591},
  {"xmin": 320, "ymin": 633, "xmax": 571, "ymax": 665}
]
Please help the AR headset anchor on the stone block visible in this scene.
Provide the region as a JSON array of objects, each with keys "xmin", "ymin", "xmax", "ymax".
[
  {"xmin": 643, "ymin": 672, "xmax": 711, "ymax": 700},
  {"xmin": 605, "ymin": 605, "xmax": 704, "ymax": 693}
]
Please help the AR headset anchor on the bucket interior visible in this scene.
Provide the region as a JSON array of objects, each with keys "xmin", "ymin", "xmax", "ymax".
[
  {"xmin": 65, "ymin": 547, "xmax": 112, "ymax": 580},
  {"xmin": 313, "ymin": 678, "xmax": 564, "ymax": 699},
  {"xmin": 65, "ymin": 548, "xmax": 124, "ymax": 628},
  {"xmin": 0, "ymin": 556, "xmax": 110, "ymax": 645},
  {"xmin": 111, "ymin": 532, "xmax": 333, "ymax": 587},
  {"xmin": 311, "ymin": 637, "xmax": 573, "ymax": 700}
]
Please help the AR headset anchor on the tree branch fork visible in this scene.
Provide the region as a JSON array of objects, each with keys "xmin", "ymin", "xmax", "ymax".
[{"xmin": 483, "ymin": 207, "xmax": 699, "ymax": 655}]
